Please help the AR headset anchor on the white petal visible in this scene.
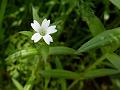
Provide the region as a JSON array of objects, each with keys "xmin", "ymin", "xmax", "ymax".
[
  {"xmin": 43, "ymin": 34, "xmax": 53, "ymax": 45},
  {"xmin": 41, "ymin": 19, "xmax": 50, "ymax": 29},
  {"xmin": 31, "ymin": 20, "xmax": 41, "ymax": 32},
  {"xmin": 31, "ymin": 33, "xmax": 42, "ymax": 43},
  {"xmin": 47, "ymin": 25, "xmax": 57, "ymax": 34}
]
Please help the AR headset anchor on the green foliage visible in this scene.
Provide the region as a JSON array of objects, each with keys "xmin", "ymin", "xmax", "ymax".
[
  {"xmin": 106, "ymin": 53, "xmax": 120, "ymax": 70},
  {"xmin": 84, "ymin": 69, "xmax": 120, "ymax": 79},
  {"xmin": 77, "ymin": 27, "xmax": 120, "ymax": 53},
  {"xmin": 110, "ymin": 0, "xmax": 120, "ymax": 9},
  {"xmin": 80, "ymin": 2, "xmax": 105, "ymax": 36},
  {"xmin": 40, "ymin": 69, "xmax": 82, "ymax": 79},
  {"xmin": 19, "ymin": 31, "xmax": 33, "ymax": 38},
  {"xmin": 0, "ymin": 0, "xmax": 7, "ymax": 41},
  {"xmin": 1, "ymin": 0, "xmax": 120, "ymax": 90},
  {"xmin": 12, "ymin": 78, "xmax": 24, "ymax": 90}
]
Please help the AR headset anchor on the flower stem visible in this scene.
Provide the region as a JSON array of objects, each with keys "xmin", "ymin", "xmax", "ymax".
[{"xmin": 85, "ymin": 55, "xmax": 106, "ymax": 71}]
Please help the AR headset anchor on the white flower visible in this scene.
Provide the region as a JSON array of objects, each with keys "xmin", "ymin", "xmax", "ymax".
[{"xmin": 31, "ymin": 19, "xmax": 57, "ymax": 45}]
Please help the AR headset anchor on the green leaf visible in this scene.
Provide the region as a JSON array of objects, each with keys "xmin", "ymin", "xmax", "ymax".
[
  {"xmin": 86, "ymin": 15, "xmax": 105, "ymax": 36},
  {"xmin": 106, "ymin": 53, "xmax": 120, "ymax": 70},
  {"xmin": 6, "ymin": 46, "xmax": 77, "ymax": 62},
  {"xmin": 55, "ymin": 57, "xmax": 63, "ymax": 69},
  {"xmin": 41, "ymin": 69, "xmax": 120, "ymax": 80},
  {"xmin": 6, "ymin": 48, "xmax": 38, "ymax": 62},
  {"xmin": 77, "ymin": 27, "xmax": 120, "ymax": 53},
  {"xmin": 12, "ymin": 78, "xmax": 24, "ymax": 90},
  {"xmin": 24, "ymin": 76, "xmax": 35, "ymax": 90},
  {"xmin": 40, "ymin": 69, "xmax": 82, "ymax": 79},
  {"xmin": 32, "ymin": 6, "xmax": 41, "ymax": 22},
  {"xmin": 0, "ymin": 0, "xmax": 7, "ymax": 26},
  {"xmin": 0, "ymin": 0, "xmax": 7, "ymax": 41},
  {"xmin": 44, "ymin": 62, "xmax": 51, "ymax": 89},
  {"xmin": 19, "ymin": 31, "xmax": 33, "ymax": 38},
  {"xmin": 109, "ymin": 0, "xmax": 120, "ymax": 9},
  {"xmin": 84, "ymin": 69, "xmax": 120, "ymax": 79},
  {"xmin": 49, "ymin": 46, "xmax": 77, "ymax": 55},
  {"xmin": 80, "ymin": 2, "xmax": 105, "ymax": 36}
]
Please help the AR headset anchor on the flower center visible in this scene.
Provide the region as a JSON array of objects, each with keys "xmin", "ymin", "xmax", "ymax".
[{"xmin": 39, "ymin": 28, "xmax": 46, "ymax": 36}]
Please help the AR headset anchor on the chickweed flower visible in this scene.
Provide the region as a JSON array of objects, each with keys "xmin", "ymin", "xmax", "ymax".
[{"xmin": 31, "ymin": 19, "xmax": 57, "ymax": 45}]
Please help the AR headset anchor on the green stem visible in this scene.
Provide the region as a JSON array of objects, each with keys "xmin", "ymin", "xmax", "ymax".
[
  {"xmin": 24, "ymin": 57, "xmax": 42, "ymax": 90},
  {"xmin": 68, "ymin": 80, "xmax": 79, "ymax": 90},
  {"xmin": 85, "ymin": 55, "xmax": 106, "ymax": 71},
  {"xmin": 44, "ymin": 62, "xmax": 50, "ymax": 90}
]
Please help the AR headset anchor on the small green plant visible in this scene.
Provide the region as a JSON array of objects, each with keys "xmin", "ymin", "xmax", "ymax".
[{"xmin": 1, "ymin": 0, "xmax": 120, "ymax": 90}]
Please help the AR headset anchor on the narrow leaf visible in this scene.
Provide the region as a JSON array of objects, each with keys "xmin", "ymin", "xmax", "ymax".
[
  {"xmin": 32, "ymin": 6, "xmax": 41, "ymax": 22},
  {"xmin": 6, "ymin": 48, "xmax": 38, "ymax": 62},
  {"xmin": 77, "ymin": 27, "xmax": 120, "ymax": 53},
  {"xmin": 19, "ymin": 31, "xmax": 33, "ymax": 38},
  {"xmin": 106, "ymin": 53, "xmax": 120, "ymax": 70},
  {"xmin": 6, "ymin": 46, "xmax": 77, "ymax": 62},
  {"xmin": 84, "ymin": 69, "xmax": 119, "ymax": 79},
  {"xmin": 40, "ymin": 69, "xmax": 120, "ymax": 80},
  {"xmin": 12, "ymin": 78, "xmax": 24, "ymax": 90},
  {"xmin": 109, "ymin": 0, "xmax": 120, "ymax": 9},
  {"xmin": 49, "ymin": 46, "xmax": 76, "ymax": 55},
  {"xmin": 0, "ymin": 0, "xmax": 7, "ymax": 40},
  {"xmin": 40, "ymin": 70, "xmax": 82, "ymax": 79},
  {"xmin": 80, "ymin": 3, "xmax": 105, "ymax": 36},
  {"xmin": 0, "ymin": 0, "xmax": 7, "ymax": 25}
]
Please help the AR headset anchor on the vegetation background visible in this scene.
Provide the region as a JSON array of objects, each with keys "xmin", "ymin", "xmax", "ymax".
[{"xmin": 1, "ymin": 0, "xmax": 120, "ymax": 90}]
